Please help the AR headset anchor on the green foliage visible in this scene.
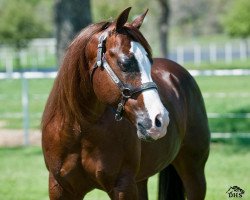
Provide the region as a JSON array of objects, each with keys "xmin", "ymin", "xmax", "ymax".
[
  {"xmin": 92, "ymin": 0, "xmax": 152, "ymax": 22},
  {"xmin": 171, "ymin": 0, "xmax": 231, "ymax": 36},
  {"xmin": 0, "ymin": 0, "xmax": 53, "ymax": 48},
  {"xmin": 222, "ymin": 0, "xmax": 250, "ymax": 38}
]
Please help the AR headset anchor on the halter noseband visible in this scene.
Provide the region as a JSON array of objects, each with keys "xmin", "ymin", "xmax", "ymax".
[{"xmin": 91, "ymin": 33, "xmax": 158, "ymax": 121}]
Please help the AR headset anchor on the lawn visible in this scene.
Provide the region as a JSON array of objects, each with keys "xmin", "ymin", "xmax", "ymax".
[
  {"xmin": 0, "ymin": 75, "xmax": 250, "ymax": 134},
  {"xmin": 195, "ymin": 76, "xmax": 250, "ymax": 133},
  {"xmin": 0, "ymin": 78, "xmax": 54, "ymax": 129},
  {"xmin": 0, "ymin": 140, "xmax": 249, "ymax": 200}
]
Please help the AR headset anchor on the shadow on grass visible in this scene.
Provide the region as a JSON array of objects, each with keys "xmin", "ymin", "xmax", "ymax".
[{"xmin": 211, "ymin": 137, "xmax": 250, "ymax": 154}]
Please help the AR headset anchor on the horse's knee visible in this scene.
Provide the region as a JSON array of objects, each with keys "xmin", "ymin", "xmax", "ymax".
[
  {"xmin": 109, "ymin": 177, "xmax": 138, "ymax": 200},
  {"xmin": 49, "ymin": 174, "xmax": 68, "ymax": 200},
  {"xmin": 49, "ymin": 173, "xmax": 83, "ymax": 200}
]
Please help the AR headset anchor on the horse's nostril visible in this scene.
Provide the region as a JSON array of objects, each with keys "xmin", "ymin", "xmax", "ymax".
[
  {"xmin": 155, "ymin": 115, "xmax": 162, "ymax": 128},
  {"xmin": 138, "ymin": 122, "xmax": 143, "ymax": 129}
]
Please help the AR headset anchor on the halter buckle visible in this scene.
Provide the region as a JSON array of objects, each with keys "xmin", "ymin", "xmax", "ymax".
[{"xmin": 122, "ymin": 88, "xmax": 132, "ymax": 98}]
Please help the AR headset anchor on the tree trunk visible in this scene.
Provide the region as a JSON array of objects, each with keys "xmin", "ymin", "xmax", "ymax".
[
  {"xmin": 245, "ymin": 38, "xmax": 249, "ymax": 58},
  {"xmin": 157, "ymin": 0, "xmax": 170, "ymax": 58},
  {"xmin": 55, "ymin": 0, "xmax": 92, "ymax": 65}
]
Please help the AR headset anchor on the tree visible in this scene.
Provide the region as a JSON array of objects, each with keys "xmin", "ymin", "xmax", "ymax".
[
  {"xmin": 170, "ymin": 0, "xmax": 208, "ymax": 36},
  {"xmin": 0, "ymin": 0, "xmax": 52, "ymax": 49},
  {"xmin": 223, "ymin": 0, "xmax": 250, "ymax": 56},
  {"xmin": 223, "ymin": 0, "xmax": 250, "ymax": 38},
  {"xmin": 157, "ymin": 0, "xmax": 170, "ymax": 57},
  {"xmin": 55, "ymin": 0, "xmax": 92, "ymax": 64},
  {"xmin": 92, "ymin": 0, "xmax": 148, "ymax": 22}
]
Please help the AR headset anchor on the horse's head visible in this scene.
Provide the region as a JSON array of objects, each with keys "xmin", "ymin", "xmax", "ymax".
[{"xmin": 87, "ymin": 7, "xmax": 169, "ymax": 141}]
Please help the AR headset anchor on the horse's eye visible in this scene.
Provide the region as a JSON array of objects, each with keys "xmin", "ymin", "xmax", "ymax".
[
  {"xmin": 117, "ymin": 60, "xmax": 127, "ymax": 72},
  {"xmin": 117, "ymin": 55, "xmax": 140, "ymax": 73}
]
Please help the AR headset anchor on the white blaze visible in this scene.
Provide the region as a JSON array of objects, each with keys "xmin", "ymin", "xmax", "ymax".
[{"xmin": 130, "ymin": 42, "xmax": 169, "ymax": 139}]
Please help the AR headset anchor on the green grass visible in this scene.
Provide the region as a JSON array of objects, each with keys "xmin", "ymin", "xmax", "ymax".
[
  {"xmin": 1, "ymin": 75, "xmax": 250, "ymax": 133},
  {"xmin": 195, "ymin": 76, "xmax": 250, "ymax": 95},
  {"xmin": 0, "ymin": 147, "xmax": 48, "ymax": 200},
  {"xmin": 206, "ymin": 139, "xmax": 250, "ymax": 200},
  {"xmin": 0, "ymin": 141, "xmax": 249, "ymax": 200},
  {"xmin": 195, "ymin": 76, "xmax": 250, "ymax": 133},
  {"xmin": 196, "ymin": 76, "xmax": 250, "ymax": 113},
  {"xmin": 0, "ymin": 79, "xmax": 54, "ymax": 129}
]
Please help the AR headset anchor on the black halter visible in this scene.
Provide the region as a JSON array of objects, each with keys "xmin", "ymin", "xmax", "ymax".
[{"xmin": 90, "ymin": 33, "xmax": 158, "ymax": 121}]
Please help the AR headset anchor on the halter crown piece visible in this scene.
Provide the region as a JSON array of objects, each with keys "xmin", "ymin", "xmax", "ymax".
[{"xmin": 92, "ymin": 32, "xmax": 158, "ymax": 121}]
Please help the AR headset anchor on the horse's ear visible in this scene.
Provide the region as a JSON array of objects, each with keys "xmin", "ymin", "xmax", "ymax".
[
  {"xmin": 131, "ymin": 9, "xmax": 148, "ymax": 29},
  {"xmin": 115, "ymin": 7, "xmax": 132, "ymax": 31}
]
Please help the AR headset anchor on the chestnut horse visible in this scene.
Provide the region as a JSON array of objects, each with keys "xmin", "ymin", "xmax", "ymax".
[{"xmin": 42, "ymin": 7, "xmax": 210, "ymax": 200}]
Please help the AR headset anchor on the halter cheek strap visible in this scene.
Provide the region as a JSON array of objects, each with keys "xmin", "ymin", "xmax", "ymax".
[
  {"xmin": 91, "ymin": 33, "xmax": 158, "ymax": 121},
  {"xmin": 97, "ymin": 33, "xmax": 108, "ymax": 67}
]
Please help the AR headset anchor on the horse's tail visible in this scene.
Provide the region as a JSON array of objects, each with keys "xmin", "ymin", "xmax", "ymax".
[{"xmin": 158, "ymin": 164, "xmax": 185, "ymax": 200}]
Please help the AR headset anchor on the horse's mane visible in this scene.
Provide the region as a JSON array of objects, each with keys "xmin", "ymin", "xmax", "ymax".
[{"xmin": 41, "ymin": 20, "xmax": 152, "ymax": 132}]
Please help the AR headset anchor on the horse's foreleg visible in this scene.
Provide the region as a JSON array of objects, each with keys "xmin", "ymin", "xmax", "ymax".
[
  {"xmin": 48, "ymin": 172, "xmax": 83, "ymax": 200},
  {"xmin": 137, "ymin": 179, "xmax": 149, "ymax": 200}
]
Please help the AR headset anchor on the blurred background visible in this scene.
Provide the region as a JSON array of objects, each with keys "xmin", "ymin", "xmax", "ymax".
[{"xmin": 0, "ymin": 0, "xmax": 249, "ymax": 199}]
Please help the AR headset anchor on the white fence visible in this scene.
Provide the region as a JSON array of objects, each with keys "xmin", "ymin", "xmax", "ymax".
[
  {"xmin": 0, "ymin": 70, "xmax": 250, "ymax": 145},
  {"xmin": 0, "ymin": 38, "xmax": 250, "ymax": 74},
  {"xmin": 169, "ymin": 39, "xmax": 250, "ymax": 65},
  {"xmin": 0, "ymin": 38, "xmax": 56, "ymax": 73}
]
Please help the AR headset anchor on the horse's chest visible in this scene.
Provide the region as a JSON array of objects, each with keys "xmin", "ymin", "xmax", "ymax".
[
  {"xmin": 80, "ymin": 137, "xmax": 125, "ymax": 187},
  {"xmin": 79, "ymin": 121, "xmax": 140, "ymax": 189}
]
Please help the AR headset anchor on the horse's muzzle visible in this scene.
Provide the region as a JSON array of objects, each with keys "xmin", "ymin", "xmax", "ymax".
[{"xmin": 136, "ymin": 111, "xmax": 169, "ymax": 141}]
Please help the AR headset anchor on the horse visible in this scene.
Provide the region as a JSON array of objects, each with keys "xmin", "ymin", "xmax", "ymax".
[{"xmin": 42, "ymin": 7, "xmax": 210, "ymax": 200}]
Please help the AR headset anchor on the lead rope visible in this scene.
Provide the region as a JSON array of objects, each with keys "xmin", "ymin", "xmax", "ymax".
[{"xmin": 115, "ymin": 97, "xmax": 127, "ymax": 121}]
